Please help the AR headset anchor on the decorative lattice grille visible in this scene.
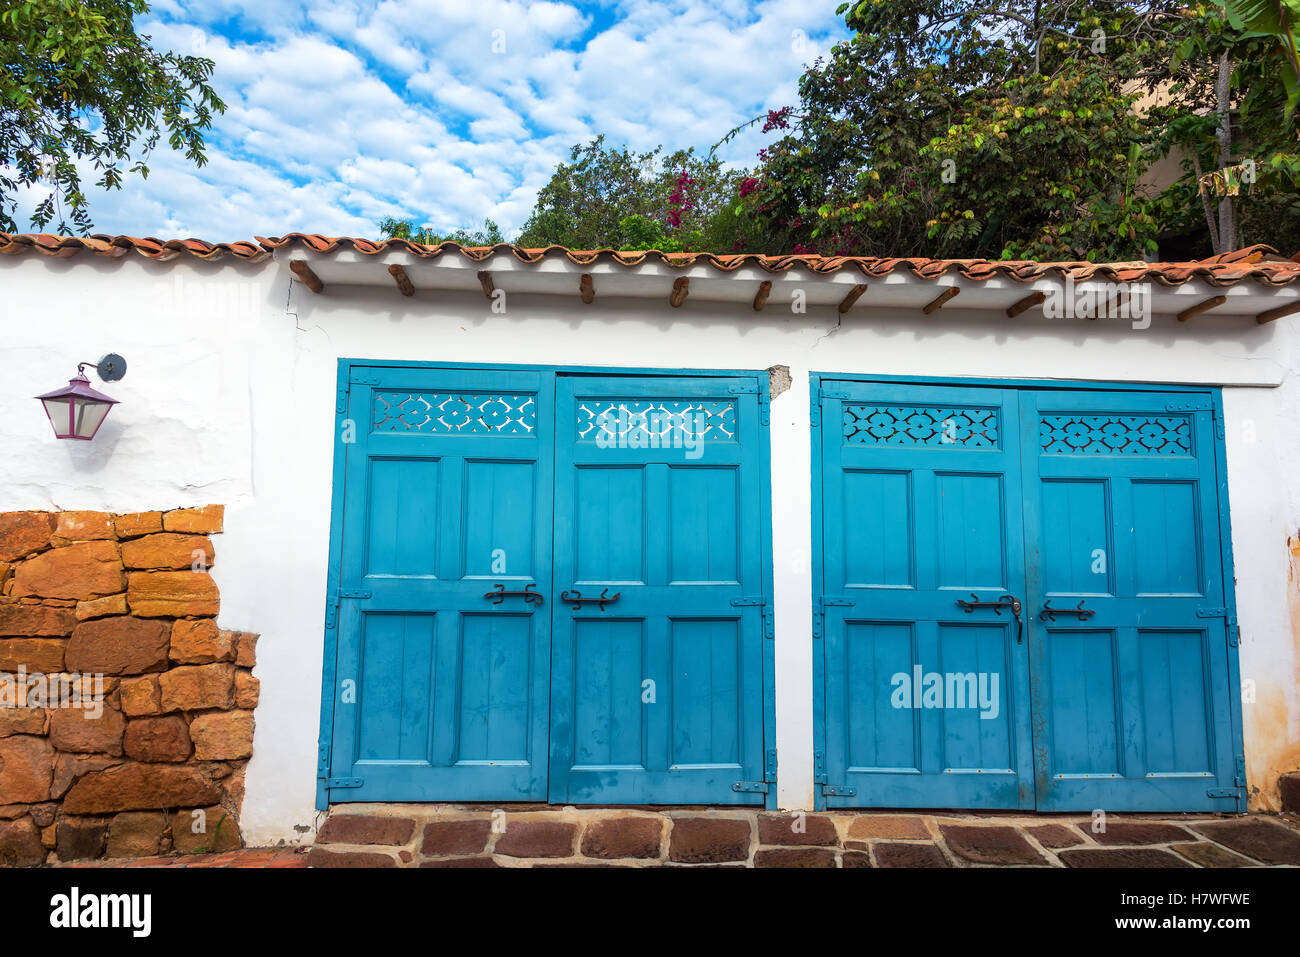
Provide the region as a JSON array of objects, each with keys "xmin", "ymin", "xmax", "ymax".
[
  {"xmin": 843, "ymin": 405, "xmax": 1000, "ymax": 448},
  {"xmin": 373, "ymin": 392, "xmax": 536, "ymax": 434},
  {"xmin": 1039, "ymin": 414, "xmax": 1192, "ymax": 455},
  {"xmin": 577, "ymin": 400, "xmax": 737, "ymax": 445}
]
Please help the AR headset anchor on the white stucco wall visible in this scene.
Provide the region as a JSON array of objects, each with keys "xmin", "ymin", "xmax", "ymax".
[{"xmin": 1, "ymin": 252, "xmax": 1297, "ymax": 843}]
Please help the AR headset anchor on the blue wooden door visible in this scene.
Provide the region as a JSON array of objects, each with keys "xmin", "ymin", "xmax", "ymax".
[
  {"xmin": 817, "ymin": 382, "xmax": 1036, "ymax": 808},
  {"xmin": 548, "ymin": 375, "xmax": 770, "ymax": 804},
  {"xmin": 1020, "ymin": 390, "xmax": 1241, "ymax": 811},
  {"xmin": 818, "ymin": 378, "xmax": 1243, "ymax": 812},
  {"xmin": 325, "ymin": 367, "xmax": 554, "ymax": 802}
]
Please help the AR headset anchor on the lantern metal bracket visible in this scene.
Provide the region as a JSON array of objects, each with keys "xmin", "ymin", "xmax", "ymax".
[{"xmin": 78, "ymin": 354, "xmax": 127, "ymax": 382}]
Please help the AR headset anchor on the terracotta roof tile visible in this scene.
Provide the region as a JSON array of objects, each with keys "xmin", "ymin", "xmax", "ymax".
[
  {"xmin": 0, "ymin": 233, "xmax": 268, "ymax": 262},
  {"xmin": 3, "ymin": 232, "xmax": 1299, "ymax": 288}
]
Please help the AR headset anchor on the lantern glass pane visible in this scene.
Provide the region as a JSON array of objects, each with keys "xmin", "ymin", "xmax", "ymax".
[
  {"xmin": 41, "ymin": 398, "xmax": 73, "ymax": 437},
  {"xmin": 72, "ymin": 398, "xmax": 111, "ymax": 439}
]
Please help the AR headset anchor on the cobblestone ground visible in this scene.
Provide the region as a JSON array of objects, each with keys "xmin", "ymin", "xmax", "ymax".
[
  {"xmin": 48, "ymin": 809, "xmax": 1300, "ymax": 868},
  {"xmin": 304, "ymin": 806, "xmax": 1300, "ymax": 868}
]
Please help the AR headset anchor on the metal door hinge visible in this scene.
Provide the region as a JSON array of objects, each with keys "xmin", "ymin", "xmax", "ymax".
[
  {"xmin": 326, "ymin": 778, "xmax": 363, "ymax": 789},
  {"xmin": 814, "ymin": 749, "xmax": 827, "ymax": 784},
  {"xmin": 1196, "ymin": 607, "xmax": 1239, "ymax": 646},
  {"xmin": 325, "ymin": 588, "xmax": 372, "ymax": 632},
  {"xmin": 336, "ymin": 384, "xmax": 349, "ymax": 414},
  {"xmin": 350, "ymin": 372, "xmax": 381, "ymax": 385},
  {"xmin": 1235, "ymin": 755, "xmax": 1246, "ymax": 788},
  {"xmin": 731, "ymin": 745, "xmax": 779, "ymax": 794},
  {"xmin": 1165, "ymin": 399, "xmax": 1212, "ymax": 412},
  {"xmin": 317, "ymin": 742, "xmax": 330, "ymax": 779},
  {"xmin": 810, "ymin": 385, "xmax": 850, "ymax": 428},
  {"xmin": 731, "ymin": 597, "xmax": 775, "ymax": 638},
  {"xmin": 822, "ymin": 785, "xmax": 857, "ymax": 798},
  {"xmin": 728, "ymin": 381, "xmax": 770, "ymax": 425},
  {"xmin": 813, "ymin": 597, "xmax": 855, "ymax": 640}
]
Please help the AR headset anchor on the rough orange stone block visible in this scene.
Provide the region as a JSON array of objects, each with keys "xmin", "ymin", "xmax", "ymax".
[
  {"xmin": 162, "ymin": 506, "xmax": 224, "ymax": 535},
  {"xmin": 53, "ymin": 511, "xmax": 116, "ymax": 543},
  {"xmin": 158, "ymin": 664, "xmax": 235, "ymax": 712},
  {"xmin": 48, "ymin": 705, "xmax": 126, "ymax": 756},
  {"xmin": 11, "ymin": 541, "xmax": 124, "ymax": 601},
  {"xmin": 106, "ymin": 811, "xmax": 166, "ymax": 859},
  {"xmin": 171, "ymin": 806, "xmax": 242, "ymax": 853},
  {"xmin": 62, "ymin": 763, "xmax": 221, "ymax": 814},
  {"xmin": 189, "ymin": 710, "xmax": 254, "ymax": 760},
  {"xmin": 0, "ymin": 512, "xmax": 55, "ymax": 562},
  {"xmin": 66, "ymin": 617, "xmax": 170, "ymax": 675},
  {"xmin": 119, "ymin": 676, "xmax": 162, "ymax": 716},
  {"xmin": 170, "ymin": 619, "xmax": 234, "ymax": 664},
  {"xmin": 0, "ymin": 637, "xmax": 66, "ymax": 672},
  {"xmin": 0, "ymin": 707, "xmax": 46, "ymax": 737},
  {"xmin": 234, "ymin": 671, "xmax": 259, "ymax": 709},
  {"xmin": 231, "ymin": 632, "xmax": 258, "ymax": 668},
  {"xmin": 112, "ymin": 512, "xmax": 163, "ymax": 538},
  {"xmin": 121, "ymin": 533, "xmax": 215, "ymax": 571},
  {"xmin": 0, "ymin": 600, "xmax": 77, "ymax": 636},
  {"xmin": 0, "ymin": 735, "xmax": 54, "ymax": 804},
  {"xmin": 123, "ymin": 715, "xmax": 191, "ymax": 763},
  {"xmin": 75, "ymin": 593, "xmax": 128, "ymax": 621},
  {"xmin": 126, "ymin": 571, "xmax": 219, "ymax": 617}
]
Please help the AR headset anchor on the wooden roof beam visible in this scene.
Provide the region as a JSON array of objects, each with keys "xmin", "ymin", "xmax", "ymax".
[
  {"xmin": 476, "ymin": 270, "xmax": 495, "ymax": 299},
  {"xmin": 922, "ymin": 286, "xmax": 960, "ymax": 314},
  {"xmin": 289, "ymin": 260, "xmax": 323, "ymax": 294},
  {"xmin": 753, "ymin": 280, "xmax": 772, "ymax": 311},
  {"xmin": 1257, "ymin": 300, "xmax": 1300, "ymax": 324},
  {"xmin": 1177, "ymin": 295, "xmax": 1227, "ymax": 322},
  {"xmin": 670, "ymin": 277, "xmax": 690, "ymax": 308},
  {"xmin": 580, "ymin": 273, "xmax": 594, "ymax": 304},
  {"xmin": 838, "ymin": 284, "xmax": 867, "ymax": 314},
  {"xmin": 388, "ymin": 264, "xmax": 414, "ymax": 297},
  {"xmin": 1006, "ymin": 290, "xmax": 1045, "ymax": 318}
]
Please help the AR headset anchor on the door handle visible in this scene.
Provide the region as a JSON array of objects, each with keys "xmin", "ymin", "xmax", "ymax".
[
  {"xmin": 560, "ymin": 588, "xmax": 620, "ymax": 612},
  {"xmin": 483, "ymin": 583, "xmax": 544, "ymax": 605},
  {"xmin": 956, "ymin": 593, "xmax": 1024, "ymax": 644},
  {"xmin": 1040, "ymin": 599, "xmax": 1094, "ymax": 622}
]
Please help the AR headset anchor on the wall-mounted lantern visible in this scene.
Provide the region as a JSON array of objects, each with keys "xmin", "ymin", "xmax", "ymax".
[{"xmin": 36, "ymin": 354, "xmax": 127, "ymax": 440}]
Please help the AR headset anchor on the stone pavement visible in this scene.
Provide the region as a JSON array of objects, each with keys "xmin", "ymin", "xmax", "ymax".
[
  {"xmin": 304, "ymin": 805, "xmax": 1300, "ymax": 868},
  {"xmin": 57, "ymin": 846, "xmax": 307, "ymax": 868},
  {"xmin": 42, "ymin": 807, "xmax": 1300, "ymax": 868}
]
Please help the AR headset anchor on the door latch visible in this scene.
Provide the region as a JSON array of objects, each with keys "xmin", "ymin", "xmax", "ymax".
[{"xmin": 956, "ymin": 593, "xmax": 1024, "ymax": 643}]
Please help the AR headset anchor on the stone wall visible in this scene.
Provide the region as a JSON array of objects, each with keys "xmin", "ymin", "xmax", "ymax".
[{"xmin": 0, "ymin": 506, "xmax": 258, "ymax": 864}]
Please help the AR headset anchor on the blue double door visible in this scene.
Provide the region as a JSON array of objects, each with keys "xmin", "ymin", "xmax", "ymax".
[
  {"xmin": 818, "ymin": 380, "xmax": 1243, "ymax": 811},
  {"xmin": 323, "ymin": 366, "xmax": 771, "ymax": 806}
]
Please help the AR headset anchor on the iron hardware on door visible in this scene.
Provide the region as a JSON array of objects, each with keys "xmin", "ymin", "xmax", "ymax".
[
  {"xmin": 482, "ymin": 583, "xmax": 544, "ymax": 605},
  {"xmin": 955, "ymin": 593, "xmax": 1024, "ymax": 643},
  {"xmin": 1040, "ymin": 598, "xmax": 1095, "ymax": 622},
  {"xmin": 560, "ymin": 588, "xmax": 621, "ymax": 611}
]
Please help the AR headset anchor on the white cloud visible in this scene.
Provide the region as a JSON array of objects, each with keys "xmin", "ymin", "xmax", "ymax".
[{"xmin": 12, "ymin": 0, "xmax": 848, "ymax": 240}]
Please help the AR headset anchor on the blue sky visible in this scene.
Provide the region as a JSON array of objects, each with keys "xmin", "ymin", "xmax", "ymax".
[{"xmin": 20, "ymin": 0, "xmax": 850, "ymax": 240}]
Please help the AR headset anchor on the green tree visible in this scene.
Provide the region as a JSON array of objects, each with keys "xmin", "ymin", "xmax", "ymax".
[
  {"xmin": 515, "ymin": 136, "xmax": 762, "ymax": 252},
  {"xmin": 379, "ymin": 217, "xmax": 505, "ymax": 246},
  {"xmin": 728, "ymin": 1, "xmax": 1196, "ymax": 261},
  {"xmin": 1162, "ymin": 1, "xmax": 1300, "ymax": 254},
  {"xmin": 0, "ymin": 0, "xmax": 225, "ymax": 233}
]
